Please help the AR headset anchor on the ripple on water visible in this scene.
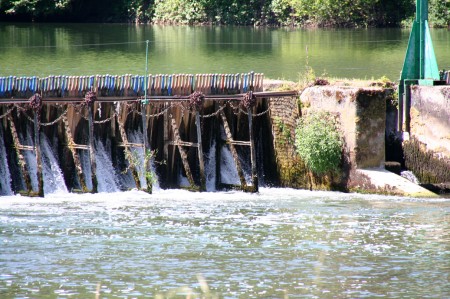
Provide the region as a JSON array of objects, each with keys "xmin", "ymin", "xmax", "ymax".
[{"xmin": 0, "ymin": 188, "xmax": 449, "ymax": 298}]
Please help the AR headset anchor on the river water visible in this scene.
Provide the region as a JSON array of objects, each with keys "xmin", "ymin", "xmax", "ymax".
[
  {"xmin": 1, "ymin": 24, "xmax": 450, "ymax": 298},
  {"xmin": 1, "ymin": 189, "xmax": 449, "ymax": 298},
  {"xmin": 0, "ymin": 24, "xmax": 449, "ymax": 80}
]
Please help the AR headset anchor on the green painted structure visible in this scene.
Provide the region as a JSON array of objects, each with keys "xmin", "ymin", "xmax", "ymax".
[{"xmin": 398, "ymin": 0, "xmax": 443, "ymax": 132}]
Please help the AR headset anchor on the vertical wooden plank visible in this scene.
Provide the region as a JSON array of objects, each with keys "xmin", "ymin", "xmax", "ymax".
[
  {"xmin": 163, "ymin": 106, "xmax": 169, "ymax": 186},
  {"xmin": 215, "ymin": 102, "xmax": 222, "ymax": 190},
  {"xmin": 219, "ymin": 110, "xmax": 247, "ymax": 189},
  {"xmin": 8, "ymin": 114, "xmax": 33, "ymax": 194},
  {"xmin": 247, "ymin": 108, "xmax": 258, "ymax": 193},
  {"xmin": 62, "ymin": 113, "xmax": 88, "ymax": 192},
  {"xmin": 195, "ymin": 110, "xmax": 206, "ymax": 191},
  {"xmin": 141, "ymin": 102, "xmax": 152, "ymax": 193},
  {"xmin": 117, "ymin": 104, "xmax": 141, "ymax": 190},
  {"xmin": 87, "ymin": 104, "xmax": 98, "ymax": 193},
  {"xmin": 171, "ymin": 117, "xmax": 196, "ymax": 190},
  {"xmin": 33, "ymin": 111, "xmax": 44, "ymax": 197}
]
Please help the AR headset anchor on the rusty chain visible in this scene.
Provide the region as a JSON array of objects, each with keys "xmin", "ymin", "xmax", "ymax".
[
  {"xmin": 40, "ymin": 108, "xmax": 68, "ymax": 126},
  {"xmin": 200, "ymin": 104, "xmax": 226, "ymax": 118},
  {"xmin": 14, "ymin": 105, "xmax": 35, "ymax": 123},
  {"xmin": 0, "ymin": 106, "xmax": 15, "ymax": 120},
  {"xmin": 94, "ymin": 113, "xmax": 117, "ymax": 124},
  {"xmin": 134, "ymin": 102, "xmax": 182, "ymax": 118}
]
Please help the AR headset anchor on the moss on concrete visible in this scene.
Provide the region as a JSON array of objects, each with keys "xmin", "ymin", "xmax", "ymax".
[{"xmin": 403, "ymin": 137, "xmax": 450, "ymax": 184}]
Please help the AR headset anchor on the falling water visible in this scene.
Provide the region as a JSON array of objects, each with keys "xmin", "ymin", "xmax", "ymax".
[
  {"xmin": 220, "ymin": 145, "xmax": 241, "ymax": 185},
  {"xmin": 127, "ymin": 130, "xmax": 160, "ymax": 191},
  {"xmin": 41, "ymin": 134, "xmax": 68, "ymax": 194},
  {"xmin": 401, "ymin": 170, "xmax": 420, "ymax": 184},
  {"xmin": 79, "ymin": 149, "xmax": 93, "ymax": 191},
  {"xmin": 0, "ymin": 125, "xmax": 12, "ymax": 195},
  {"xmin": 20, "ymin": 128, "xmax": 39, "ymax": 192},
  {"xmin": 179, "ymin": 173, "xmax": 190, "ymax": 188},
  {"xmin": 79, "ymin": 139, "xmax": 120, "ymax": 192},
  {"xmin": 94, "ymin": 139, "xmax": 120, "ymax": 192},
  {"xmin": 205, "ymin": 140, "xmax": 216, "ymax": 191}
]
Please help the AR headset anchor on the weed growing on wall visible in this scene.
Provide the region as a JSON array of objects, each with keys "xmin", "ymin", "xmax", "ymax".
[{"xmin": 295, "ymin": 112, "xmax": 343, "ymax": 175}]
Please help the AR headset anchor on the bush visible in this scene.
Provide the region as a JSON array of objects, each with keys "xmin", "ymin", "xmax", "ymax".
[
  {"xmin": 295, "ymin": 112, "xmax": 343, "ymax": 175},
  {"xmin": 153, "ymin": 0, "xmax": 207, "ymax": 24}
]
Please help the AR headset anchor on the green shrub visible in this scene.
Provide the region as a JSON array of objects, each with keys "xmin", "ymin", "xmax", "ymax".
[
  {"xmin": 153, "ymin": 0, "xmax": 207, "ymax": 24},
  {"xmin": 295, "ymin": 112, "xmax": 343, "ymax": 175}
]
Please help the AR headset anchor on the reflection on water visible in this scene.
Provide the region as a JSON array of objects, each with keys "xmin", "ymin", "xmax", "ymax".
[
  {"xmin": 0, "ymin": 24, "xmax": 449, "ymax": 80},
  {"xmin": 1, "ymin": 188, "xmax": 449, "ymax": 298}
]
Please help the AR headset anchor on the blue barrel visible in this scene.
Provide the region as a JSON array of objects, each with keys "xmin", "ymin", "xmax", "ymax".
[
  {"xmin": 168, "ymin": 75, "xmax": 172, "ymax": 95},
  {"xmin": 0, "ymin": 77, "xmax": 5, "ymax": 94}
]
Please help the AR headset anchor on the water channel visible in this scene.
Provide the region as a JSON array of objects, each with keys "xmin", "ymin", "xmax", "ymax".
[
  {"xmin": 1, "ymin": 24, "xmax": 449, "ymax": 298},
  {"xmin": 1, "ymin": 24, "xmax": 449, "ymax": 81}
]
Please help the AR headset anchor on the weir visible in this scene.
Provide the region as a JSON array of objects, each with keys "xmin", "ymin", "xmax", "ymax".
[{"xmin": 0, "ymin": 72, "xmax": 297, "ymax": 196}]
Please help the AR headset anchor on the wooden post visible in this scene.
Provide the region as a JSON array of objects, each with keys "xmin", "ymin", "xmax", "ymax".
[
  {"xmin": 141, "ymin": 102, "xmax": 152, "ymax": 193},
  {"xmin": 33, "ymin": 111, "xmax": 44, "ymax": 197},
  {"xmin": 247, "ymin": 108, "xmax": 258, "ymax": 192},
  {"xmin": 8, "ymin": 115, "xmax": 33, "ymax": 194},
  {"xmin": 87, "ymin": 104, "xmax": 98, "ymax": 193},
  {"xmin": 215, "ymin": 102, "xmax": 222, "ymax": 190},
  {"xmin": 195, "ymin": 110, "xmax": 206, "ymax": 191},
  {"xmin": 219, "ymin": 110, "xmax": 247, "ymax": 189},
  {"xmin": 163, "ymin": 106, "xmax": 169, "ymax": 186},
  {"xmin": 117, "ymin": 104, "xmax": 141, "ymax": 190},
  {"xmin": 171, "ymin": 117, "xmax": 196, "ymax": 190},
  {"xmin": 62, "ymin": 113, "xmax": 88, "ymax": 192}
]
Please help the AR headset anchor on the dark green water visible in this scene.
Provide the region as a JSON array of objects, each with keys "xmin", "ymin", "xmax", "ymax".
[{"xmin": 1, "ymin": 24, "xmax": 449, "ymax": 81}]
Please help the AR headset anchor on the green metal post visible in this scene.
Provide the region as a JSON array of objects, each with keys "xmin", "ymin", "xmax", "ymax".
[
  {"xmin": 398, "ymin": 0, "xmax": 440, "ymax": 131},
  {"xmin": 144, "ymin": 40, "xmax": 149, "ymax": 104},
  {"xmin": 141, "ymin": 40, "xmax": 151, "ymax": 193}
]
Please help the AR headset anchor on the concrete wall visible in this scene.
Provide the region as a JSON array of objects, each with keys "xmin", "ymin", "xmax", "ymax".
[
  {"xmin": 300, "ymin": 86, "xmax": 387, "ymax": 169},
  {"xmin": 268, "ymin": 85, "xmax": 389, "ymax": 191},
  {"xmin": 404, "ymin": 85, "xmax": 450, "ymax": 184},
  {"xmin": 410, "ymin": 85, "xmax": 450, "ymax": 158}
]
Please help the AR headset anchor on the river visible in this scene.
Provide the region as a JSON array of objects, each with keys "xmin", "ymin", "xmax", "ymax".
[
  {"xmin": 0, "ymin": 24, "xmax": 449, "ymax": 81},
  {"xmin": 1, "ymin": 189, "xmax": 449, "ymax": 298},
  {"xmin": 1, "ymin": 24, "xmax": 450, "ymax": 298}
]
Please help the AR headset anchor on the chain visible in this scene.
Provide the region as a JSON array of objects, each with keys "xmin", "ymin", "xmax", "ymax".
[
  {"xmin": 72, "ymin": 103, "xmax": 88, "ymax": 120},
  {"xmin": 200, "ymin": 104, "xmax": 226, "ymax": 118},
  {"xmin": 227, "ymin": 101, "xmax": 241, "ymax": 116},
  {"xmin": 135, "ymin": 102, "xmax": 180, "ymax": 118},
  {"xmin": 14, "ymin": 104, "xmax": 28, "ymax": 112},
  {"xmin": 94, "ymin": 113, "xmax": 117, "ymax": 124},
  {"xmin": 0, "ymin": 106, "xmax": 15, "ymax": 120},
  {"xmin": 14, "ymin": 105, "xmax": 35, "ymax": 123},
  {"xmin": 228, "ymin": 100, "xmax": 271, "ymax": 117},
  {"xmin": 40, "ymin": 108, "xmax": 68, "ymax": 126},
  {"xmin": 238, "ymin": 107, "xmax": 248, "ymax": 115},
  {"xmin": 254, "ymin": 107, "xmax": 271, "ymax": 117}
]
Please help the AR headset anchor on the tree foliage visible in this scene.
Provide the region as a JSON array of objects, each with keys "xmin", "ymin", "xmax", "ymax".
[{"xmin": 0, "ymin": 0, "xmax": 448, "ymax": 27}]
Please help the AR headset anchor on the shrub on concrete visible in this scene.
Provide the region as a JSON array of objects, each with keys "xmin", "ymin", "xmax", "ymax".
[{"xmin": 295, "ymin": 112, "xmax": 343, "ymax": 175}]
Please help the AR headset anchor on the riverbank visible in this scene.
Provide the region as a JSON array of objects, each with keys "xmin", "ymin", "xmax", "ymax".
[{"xmin": 1, "ymin": 0, "xmax": 449, "ymax": 28}]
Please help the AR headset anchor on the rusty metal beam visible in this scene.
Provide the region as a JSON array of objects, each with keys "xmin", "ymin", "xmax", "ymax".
[{"xmin": 0, "ymin": 91, "xmax": 298, "ymax": 104}]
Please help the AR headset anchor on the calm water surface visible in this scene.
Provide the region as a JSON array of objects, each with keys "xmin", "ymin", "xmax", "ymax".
[
  {"xmin": 0, "ymin": 24, "xmax": 449, "ymax": 80},
  {"xmin": 1, "ymin": 188, "xmax": 449, "ymax": 298}
]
